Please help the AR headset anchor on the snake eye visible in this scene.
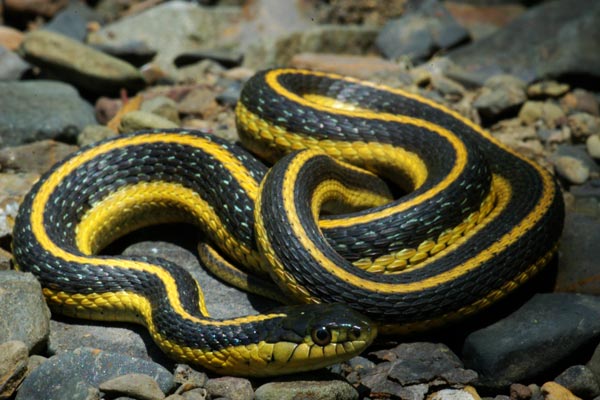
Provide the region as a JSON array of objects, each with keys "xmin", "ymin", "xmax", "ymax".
[
  {"xmin": 311, "ymin": 326, "xmax": 331, "ymax": 346},
  {"xmin": 348, "ymin": 326, "xmax": 362, "ymax": 341}
]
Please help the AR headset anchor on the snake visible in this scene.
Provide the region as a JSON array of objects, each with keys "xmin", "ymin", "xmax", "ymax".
[{"xmin": 12, "ymin": 68, "xmax": 564, "ymax": 377}]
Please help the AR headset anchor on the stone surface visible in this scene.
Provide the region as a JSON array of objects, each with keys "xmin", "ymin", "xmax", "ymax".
[
  {"xmin": 244, "ymin": 25, "xmax": 378, "ymax": 70},
  {"xmin": 561, "ymin": 89, "xmax": 600, "ymax": 117},
  {"xmin": 428, "ymin": 387, "xmax": 480, "ymax": 400},
  {"xmin": 555, "ymin": 211, "xmax": 600, "ymax": 295},
  {"xmin": 0, "ymin": 172, "xmax": 39, "ymax": 238},
  {"xmin": 254, "ymin": 379, "xmax": 359, "ymax": 400},
  {"xmin": 290, "ymin": 53, "xmax": 405, "ymax": 80},
  {"xmin": 568, "ymin": 113, "xmax": 600, "ymax": 140},
  {"xmin": 587, "ymin": 135, "xmax": 600, "ymax": 159},
  {"xmin": 0, "ymin": 26, "xmax": 24, "ymax": 51},
  {"xmin": 118, "ymin": 110, "xmax": 179, "ymax": 133},
  {"xmin": 376, "ymin": 0, "xmax": 469, "ymax": 62},
  {"xmin": 0, "ymin": 140, "xmax": 77, "ymax": 174},
  {"xmin": 0, "ymin": 271, "xmax": 51, "ymax": 353},
  {"xmin": 4, "ymin": 0, "xmax": 68, "ymax": 18},
  {"xmin": 0, "ymin": 46, "xmax": 29, "ymax": 80},
  {"xmin": 519, "ymin": 101, "xmax": 565, "ymax": 129},
  {"xmin": 447, "ymin": 0, "xmax": 600, "ymax": 85},
  {"xmin": 444, "ymin": 2, "xmax": 525, "ymax": 40},
  {"xmin": 87, "ymin": 2, "xmax": 242, "ymax": 76},
  {"xmin": 553, "ymin": 156, "xmax": 590, "ymax": 185},
  {"xmin": 0, "ymin": 341, "xmax": 29, "ymax": 400},
  {"xmin": 0, "ymin": 80, "xmax": 95, "ymax": 146},
  {"xmin": 15, "ymin": 348, "xmax": 174, "ymax": 400},
  {"xmin": 205, "ymin": 377, "xmax": 253, "ymax": 400},
  {"xmin": 541, "ymin": 381, "xmax": 582, "ymax": 400},
  {"xmin": 20, "ymin": 30, "xmax": 144, "ymax": 95},
  {"xmin": 555, "ymin": 365, "xmax": 600, "ymax": 399},
  {"xmin": 173, "ymin": 364, "xmax": 208, "ymax": 388},
  {"xmin": 99, "ymin": 373, "xmax": 165, "ymax": 400},
  {"xmin": 77, "ymin": 125, "xmax": 118, "ymax": 147},
  {"xmin": 527, "ymin": 81, "xmax": 570, "ymax": 98},
  {"xmin": 43, "ymin": 1, "xmax": 102, "ymax": 41},
  {"xmin": 474, "ymin": 74, "xmax": 527, "ymax": 120},
  {"xmin": 462, "ymin": 293, "xmax": 600, "ymax": 390}
]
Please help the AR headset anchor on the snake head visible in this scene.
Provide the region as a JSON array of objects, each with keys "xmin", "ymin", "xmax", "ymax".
[{"xmin": 246, "ymin": 303, "xmax": 376, "ymax": 376}]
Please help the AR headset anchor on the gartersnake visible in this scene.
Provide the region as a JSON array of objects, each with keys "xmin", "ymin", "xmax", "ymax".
[{"xmin": 12, "ymin": 68, "xmax": 564, "ymax": 376}]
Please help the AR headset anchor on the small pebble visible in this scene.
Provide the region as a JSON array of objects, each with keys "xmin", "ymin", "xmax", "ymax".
[
  {"xmin": 118, "ymin": 111, "xmax": 179, "ymax": 133},
  {"xmin": 474, "ymin": 74, "xmax": 527, "ymax": 119},
  {"xmin": 527, "ymin": 81, "xmax": 570, "ymax": 98},
  {"xmin": 205, "ymin": 377, "xmax": 253, "ymax": 400},
  {"xmin": 181, "ymin": 388, "xmax": 208, "ymax": 400},
  {"xmin": 587, "ymin": 135, "xmax": 600, "ymax": 159},
  {"xmin": 255, "ymin": 380, "xmax": 358, "ymax": 400},
  {"xmin": 99, "ymin": 373, "xmax": 165, "ymax": 400},
  {"xmin": 554, "ymin": 156, "xmax": 590, "ymax": 184},
  {"xmin": 173, "ymin": 364, "xmax": 208, "ymax": 388},
  {"xmin": 519, "ymin": 101, "xmax": 565, "ymax": 128},
  {"xmin": 510, "ymin": 383, "xmax": 532, "ymax": 399},
  {"xmin": 78, "ymin": 125, "xmax": 118, "ymax": 147},
  {"xmin": 555, "ymin": 365, "xmax": 600, "ymax": 399},
  {"xmin": 541, "ymin": 382, "xmax": 582, "ymax": 400},
  {"xmin": 428, "ymin": 387, "xmax": 480, "ymax": 400},
  {"xmin": 141, "ymin": 96, "xmax": 181, "ymax": 125},
  {"xmin": 560, "ymin": 89, "xmax": 600, "ymax": 117},
  {"xmin": 430, "ymin": 74, "xmax": 466, "ymax": 98},
  {"xmin": 568, "ymin": 113, "xmax": 600, "ymax": 139}
]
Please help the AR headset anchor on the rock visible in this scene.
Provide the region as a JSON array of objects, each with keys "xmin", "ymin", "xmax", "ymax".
[
  {"xmin": 474, "ymin": 74, "xmax": 527, "ymax": 120},
  {"xmin": 0, "ymin": 271, "xmax": 50, "ymax": 353},
  {"xmin": 215, "ymin": 82, "xmax": 242, "ymax": 108},
  {"xmin": 20, "ymin": 30, "xmax": 145, "ymax": 95},
  {"xmin": 447, "ymin": 0, "xmax": 600, "ymax": 85},
  {"xmin": 428, "ymin": 387, "xmax": 481, "ymax": 400},
  {"xmin": 431, "ymin": 74, "xmax": 465, "ymax": 99},
  {"xmin": 0, "ymin": 140, "xmax": 77, "ymax": 174},
  {"xmin": 560, "ymin": 89, "xmax": 600, "ymax": 117},
  {"xmin": 244, "ymin": 25, "xmax": 378, "ymax": 70},
  {"xmin": 176, "ymin": 87, "xmax": 219, "ymax": 119},
  {"xmin": 255, "ymin": 380, "xmax": 358, "ymax": 400},
  {"xmin": 43, "ymin": 2, "xmax": 102, "ymax": 41},
  {"xmin": 555, "ymin": 211, "xmax": 600, "ymax": 294},
  {"xmin": 0, "ymin": 26, "xmax": 24, "ymax": 51},
  {"xmin": 0, "ymin": 173, "xmax": 39, "ymax": 238},
  {"xmin": 93, "ymin": 41, "xmax": 157, "ymax": 68},
  {"xmin": 141, "ymin": 97, "xmax": 180, "ymax": 125},
  {"xmin": 26, "ymin": 355, "xmax": 47, "ymax": 375},
  {"xmin": 175, "ymin": 49, "xmax": 243, "ymax": 70},
  {"xmin": 205, "ymin": 377, "xmax": 253, "ymax": 400},
  {"xmin": 310, "ymin": 0, "xmax": 404, "ymax": 26},
  {"xmin": 553, "ymin": 156, "xmax": 590, "ymax": 185},
  {"xmin": 179, "ymin": 388, "xmax": 206, "ymax": 400},
  {"xmin": 95, "ymin": 97, "xmax": 123, "ymax": 125},
  {"xmin": 376, "ymin": 0, "xmax": 469, "ymax": 62},
  {"xmin": 510, "ymin": 383, "xmax": 532, "ymax": 399},
  {"xmin": 527, "ymin": 81, "xmax": 570, "ymax": 98},
  {"xmin": 360, "ymin": 343, "xmax": 477, "ymax": 398},
  {"xmin": 4, "ymin": 0, "xmax": 68, "ymax": 18},
  {"xmin": 519, "ymin": 101, "xmax": 566, "ymax": 128},
  {"xmin": 47, "ymin": 319, "xmax": 163, "ymax": 363},
  {"xmin": 87, "ymin": 2, "xmax": 242, "ymax": 76},
  {"xmin": 587, "ymin": 135, "xmax": 600, "ymax": 159},
  {"xmin": 541, "ymin": 382, "xmax": 582, "ymax": 400},
  {"xmin": 99, "ymin": 373, "xmax": 165, "ymax": 400},
  {"xmin": 0, "ymin": 46, "xmax": 29, "ymax": 80},
  {"xmin": 118, "ymin": 111, "xmax": 179, "ymax": 133},
  {"xmin": 0, "ymin": 248, "xmax": 11, "ymax": 270},
  {"xmin": 290, "ymin": 53, "xmax": 405, "ymax": 80},
  {"xmin": 77, "ymin": 125, "xmax": 118, "ymax": 147},
  {"xmin": 555, "ymin": 365, "xmax": 600, "ymax": 399},
  {"xmin": 15, "ymin": 347, "xmax": 174, "ymax": 400},
  {"xmin": 568, "ymin": 113, "xmax": 600, "ymax": 140},
  {"xmin": 555, "ymin": 144, "xmax": 600, "ymax": 174},
  {"xmin": 587, "ymin": 343, "xmax": 600, "ymax": 386},
  {"xmin": 0, "ymin": 341, "xmax": 28, "ymax": 400},
  {"xmin": 0, "ymin": 80, "xmax": 95, "ymax": 146},
  {"xmin": 443, "ymin": 2, "xmax": 526, "ymax": 40},
  {"xmin": 173, "ymin": 364, "xmax": 208, "ymax": 388},
  {"xmin": 462, "ymin": 293, "xmax": 600, "ymax": 391}
]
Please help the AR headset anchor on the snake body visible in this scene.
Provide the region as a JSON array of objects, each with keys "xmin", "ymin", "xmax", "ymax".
[{"xmin": 12, "ymin": 68, "xmax": 564, "ymax": 376}]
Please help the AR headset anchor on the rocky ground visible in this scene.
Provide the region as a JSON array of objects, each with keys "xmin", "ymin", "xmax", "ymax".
[{"xmin": 0, "ymin": 0, "xmax": 599, "ymax": 399}]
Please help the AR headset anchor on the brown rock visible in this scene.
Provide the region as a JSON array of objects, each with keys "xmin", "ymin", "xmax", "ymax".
[
  {"xmin": 561, "ymin": 89, "xmax": 600, "ymax": 116},
  {"xmin": 95, "ymin": 97, "xmax": 123, "ymax": 125},
  {"xmin": 290, "ymin": 53, "xmax": 404, "ymax": 80},
  {"xmin": 0, "ymin": 26, "xmax": 24, "ymax": 51},
  {"xmin": 0, "ymin": 341, "xmax": 28, "ymax": 400},
  {"xmin": 541, "ymin": 382, "xmax": 582, "ymax": 400},
  {"xmin": 0, "ymin": 247, "xmax": 10, "ymax": 270},
  {"xmin": 510, "ymin": 383, "xmax": 532, "ymax": 399},
  {"xmin": 0, "ymin": 140, "xmax": 77, "ymax": 174},
  {"xmin": 99, "ymin": 373, "xmax": 165, "ymax": 400},
  {"xmin": 527, "ymin": 80, "xmax": 570, "ymax": 98},
  {"xmin": 519, "ymin": 100, "xmax": 566, "ymax": 128},
  {"xmin": 0, "ymin": 172, "xmax": 40, "ymax": 238},
  {"xmin": 4, "ymin": 0, "xmax": 68, "ymax": 17},
  {"xmin": 444, "ymin": 2, "xmax": 526, "ymax": 40}
]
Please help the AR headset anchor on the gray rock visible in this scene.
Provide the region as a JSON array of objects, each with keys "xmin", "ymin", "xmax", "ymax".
[
  {"xmin": 555, "ymin": 144, "xmax": 600, "ymax": 174},
  {"xmin": 447, "ymin": 0, "xmax": 600, "ymax": 85},
  {"xmin": 244, "ymin": 25, "xmax": 378, "ymax": 69},
  {"xmin": 44, "ymin": 2, "xmax": 103, "ymax": 41},
  {"xmin": 255, "ymin": 380, "xmax": 358, "ymax": 400},
  {"xmin": 0, "ymin": 46, "xmax": 29, "ymax": 80},
  {"xmin": 173, "ymin": 364, "xmax": 208, "ymax": 388},
  {"xmin": 20, "ymin": 30, "xmax": 145, "ymax": 95},
  {"xmin": 87, "ymin": 2, "xmax": 242, "ymax": 76},
  {"xmin": 179, "ymin": 389, "xmax": 206, "ymax": 400},
  {"xmin": 47, "ymin": 319, "xmax": 163, "ymax": 362},
  {"xmin": 0, "ymin": 271, "xmax": 50, "ymax": 353},
  {"xmin": 376, "ymin": 0, "xmax": 469, "ymax": 62},
  {"xmin": 0, "ymin": 341, "xmax": 29, "ymax": 400},
  {"xmin": 462, "ymin": 293, "xmax": 600, "ymax": 390},
  {"xmin": 0, "ymin": 80, "xmax": 95, "ymax": 146},
  {"xmin": 99, "ymin": 373, "xmax": 165, "ymax": 400},
  {"xmin": 555, "ymin": 365, "xmax": 600, "ymax": 399},
  {"xmin": 205, "ymin": 377, "xmax": 253, "ymax": 400},
  {"xmin": 555, "ymin": 211, "xmax": 600, "ymax": 295},
  {"xmin": 77, "ymin": 125, "xmax": 118, "ymax": 147},
  {"xmin": 568, "ymin": 113, "xmax": 600, "ymax": 140},
  {"xmin": 141, "ymin": 97, "xmax": 181, "ymax": 125},
  {"xmin": 15, "ymin": 347, "xmax": 174, "ymax": 400},
  {"xmin": 474, "ymin": 75, "xmax": 527, "ymax": 120},
  {"xmin": 0, "ymin": 173, "xmax": 39, "ymax": 238}
]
